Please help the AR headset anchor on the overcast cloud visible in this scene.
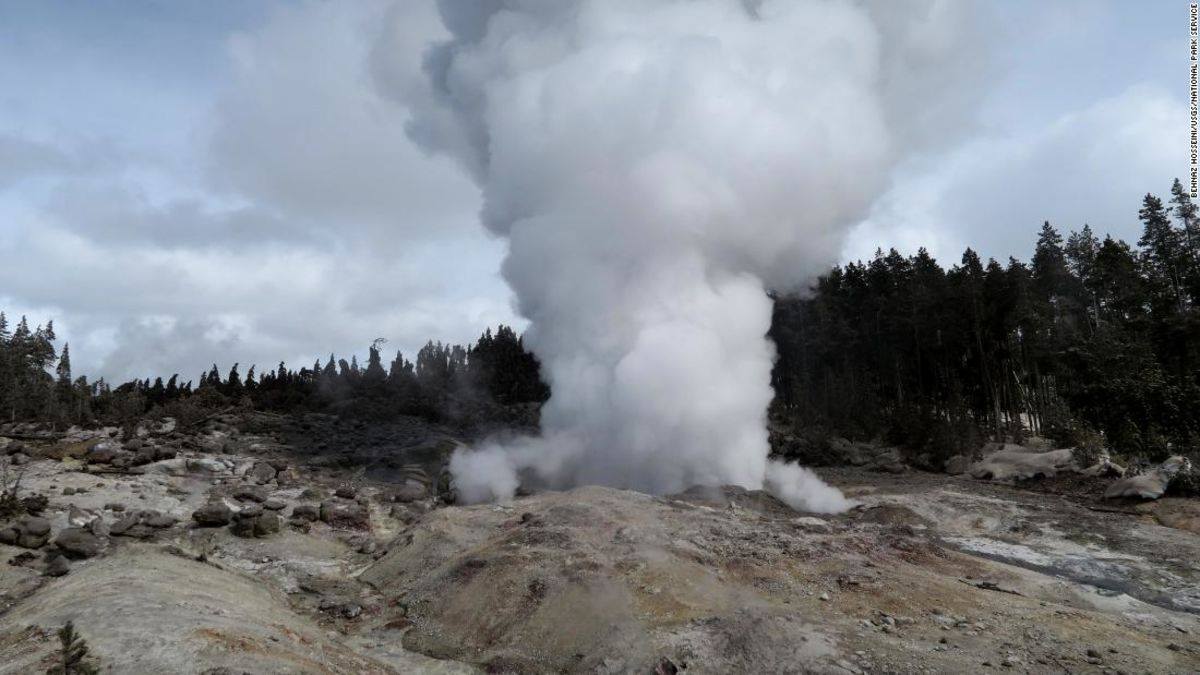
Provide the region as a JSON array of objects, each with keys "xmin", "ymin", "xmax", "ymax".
[{"xmin": 0, "ymin": 0, "xmax": 1189, "ymax": 382}]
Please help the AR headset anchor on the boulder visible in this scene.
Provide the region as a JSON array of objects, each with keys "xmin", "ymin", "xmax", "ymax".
[
  {"xmin": 1105, "ymin": 456, "xmax": 1192, "ymax": 501},
  {"xmin": 67, "ymin": 505, "xmax": 97, "ymax": 528},
  {"xmin": 43, "ymin": 552, "xmax": 70, "ymax": 577},
  {"xmin": 248, "ymin": 462, "xmax": 277, "ymax": 485},
  {"xmin": 392, "ymin": 481, "xmax": 427, "ymax": 503},
  {"xmin": 192, "ymin": 502, "xmax": 234, "ymax": 527},
  {"xmin": 8, "ymin": 516, "xmax": 52, "ymax": 549},
  {"xmin": 290, "ymin": 504, "xmax": 319, "ymax": 522},
  {"xmin": 109, "ymin": 511, "xmax": 172, "ymax": 539},
  {"xmin": 231, "ymin": 505, "xmax": 279, "ymax": 538},
  {"xmin": 319, "ymin": 499, "xmax": 370, "ymax": 529},
  {"xmin": 185, "ymin": 458, "xmax": 229, "ymax": 475},
  {"xmin": 944, "ymin": 454, "xmax": 972, "ymax": 475},
  {"xmin": 86, "ymin": 442, "xmax": 122, "ymax": 464},
  {"xmin": 54, "ymin": 528, "xmax": 104, "ymax": 559},
  {"xmin": 969, "ymin": 448, "xmax": 1076, "ymax": 481},
  {"xmin": 263, "ymin": 498, "xmax": 286, "ymax": 511},
  {"xmin": 253, "ymin": 512, "xmax": 281, "ymax": 537},
  {"xmin": 233, "ymin": 485, "xmax": 269, "ymax": 503}
]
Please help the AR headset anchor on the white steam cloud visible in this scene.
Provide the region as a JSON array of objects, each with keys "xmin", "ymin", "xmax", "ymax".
[{"xmin": 398, "ymin": 0, "xmax": 978, "ymax": 513}]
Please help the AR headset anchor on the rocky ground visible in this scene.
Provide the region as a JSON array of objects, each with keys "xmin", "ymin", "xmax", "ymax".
[{"xmin": 0, "ymin": 412, "xmax": 1197, "ymax": 673}]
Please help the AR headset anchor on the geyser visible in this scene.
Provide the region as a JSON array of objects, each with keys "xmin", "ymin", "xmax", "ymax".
[{"xmin": 401, "ymin": 0, "xmax": 976, "ymax": 512}]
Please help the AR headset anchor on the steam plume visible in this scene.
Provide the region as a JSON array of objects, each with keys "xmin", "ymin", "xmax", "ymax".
[{"xmin": 401, "ymin": 0, "xmax": 977, "ymax": 512}]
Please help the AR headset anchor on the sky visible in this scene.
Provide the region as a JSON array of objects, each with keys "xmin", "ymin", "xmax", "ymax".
[{"xmin": 0, "ymin": 0, "xmax": 1189, "ymax": 383}]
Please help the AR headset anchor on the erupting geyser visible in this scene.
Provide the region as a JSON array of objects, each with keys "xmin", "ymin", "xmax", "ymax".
[{"xmin": 400, "ymin": 0, "xmax": 975, "ymax": 512}]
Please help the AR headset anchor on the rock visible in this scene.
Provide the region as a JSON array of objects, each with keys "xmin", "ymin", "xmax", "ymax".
[
  {"xmin": 232, "ymin": 506, "xmax": 279, "ymax": 538},
  {"xmin": 88, "ymin": 518, "xmax": 109, "ymax": 538},
  {"xmin": 43, "ymin": 553, "xmax": 70, "ymax": 577},
  {"xmin": 248, "ymin": 462, "xmax": 277, "ymax": 485},
  {"xmin": 274, "ymin": 467, "xmax": 301, "ymax": 487},
  {"xmin": 290, "ymin": 504, "xmax": 319, "ymax": 522},
  {"xmin": 253, "ymin": 512, "xmax": 281, "ymax": 537},
  {"xmin": 67, "ymin": 505, "xmax": 96, "ymax": 528},
  {"xmin": 233, "ymin": 485, "xmax": 269, "ymax": 503},
  {"xmin": 12, "ymin": 516, "xmax": 52, "ymax": 549},
  {"xmin": 392, "ymin": 481, "xmax": 427, "ymax": 503},
  {"xmin": 319, "ymin": 499, "xmax": 370, "ymax": 529},
  {"xmin": 944, "ymin": 454, "xmax": 971, "ymax": 475},
  {"xmin": 144, "ymin": 512, "xmax": 177, "ymax": 529},
  {"xmin": 185, "ymin": 458, "xmax": 229, "ymax": 475},
  {"xmin": 106, "ymin": 502, "xmax": 126, "ymax": 512},
  {"xmin": 86, "ymin": 442, "xmax": 121, "ymax": 464},
  {"xmin": 1105, "ymin": 456, "xmax": 1193, "ymax": 500},
  {"xmin": 969, "ymin": 448, "xmax": 1076, "ymax": 481},
  {"xmin": 263, "ymin": 498, "xmax": 286, "ymax": 511},
  {"xmin": 0, "ymin": 527, "xmax": 17, "ymax": 545},
  {"xmin": 21, "ymin": 516, "xmax": 51, "ymax": 536},
  {"xmin": 192, "ymin": 502, "xmax": 234, "ymax": 527},
  {"xmin": 335, "ymin": 486, "xmax": 357, "ymax": 500},
  {"xmin": 10, "ymin": 453, "xmax": 29, "ymax": 466},
  {"xmin": 55, "ymin": 528, "xmax": 104, "ymax": 559},
  {"xmin": 109, "ymin": 512, "xmax": 163, "ymax": 539}
]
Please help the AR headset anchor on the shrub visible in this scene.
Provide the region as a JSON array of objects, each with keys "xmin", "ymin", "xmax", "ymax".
[{"xmin": 46, "ymin": 620, "xmax": 98, "ymax": 674}]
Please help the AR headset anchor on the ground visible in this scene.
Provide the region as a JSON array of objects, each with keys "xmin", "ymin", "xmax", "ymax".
[{"xmin": 0, "ymin": 413, "xmax": 1196, "ymax": 673}]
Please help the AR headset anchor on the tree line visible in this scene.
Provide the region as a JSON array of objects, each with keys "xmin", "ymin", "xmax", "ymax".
[
  {"xmin": 0, "ymin": 322, "xmax": 547, "ymax": 428},
  {"xmin": 770, "ymin": 179, "xmax": 1200, "ymax": 462}
]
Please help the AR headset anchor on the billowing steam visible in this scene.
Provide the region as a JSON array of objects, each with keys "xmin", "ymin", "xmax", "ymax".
[{"xmin": 400, "ymin": 0, "xmax": 977, "ymax": 513}]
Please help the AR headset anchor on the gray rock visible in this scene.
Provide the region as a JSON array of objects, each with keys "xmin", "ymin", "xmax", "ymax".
[
  {"xmin": 86, "ymin": 443, "xmax": 121, "ymax": 464},
  {"xmin": 233, "ymin": 485, "xmax": 269, "ymax": 503},
  {"xmin": 186, "ymin": 458, "xmax": 228, "ymax": 475},
  {"xmin": 20, "ymin": 516, "xmax": 51, "ymax": 537},
  {"xmin": 55, "ymin": 528, "xmax": 104, "ymax": 559},
  {"xmin": 319, "ymin": 499, "xmax": 370, "ymax": 529},
  {"xmin": 253, "ymin": 512, "xmax": 281, "ymax": 537},
  {"xmin": 145, "ymin": 512, "xmax": 177, "ymax": 529},
  {"xmin": 192, "ymin": 502, "xmax": 234, "ymax": 527},
  {"xmin": 392, "ymin": 481, "xmax": 427, "ymax": 503},
  {"xmin": 43, "ymin": 553, "xmax": 70, "ymax": 577},
  {"xmin": 290, "ymin": 504, "xmax": 319, "ymax": 522},
  {"xmin": 944, "ymin": 454, "xmax": 971, "ymax": 475},
  {"xmin": 335, "ymin": 486, "xmax": 357, "ymax": 500},
  {"xmin": 248, "ymin": 461, "xmax": 276, "ymax": 485},
  {"xmin": 1105, "ymin": 456, "xmax": 1193, "ymax": 500},
  {"xmin": 263, "ymin": 498, "xmax": 286, "ymax": 511}
]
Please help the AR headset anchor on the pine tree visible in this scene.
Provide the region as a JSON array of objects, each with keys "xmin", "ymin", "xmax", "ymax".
[
  {"xmin": 1139, "ymin": 193, "xmax": 1186, "ymax": 313},
  {"xmin": 48, "ymin": 620, "xmax": 98, "ymax": 674}
]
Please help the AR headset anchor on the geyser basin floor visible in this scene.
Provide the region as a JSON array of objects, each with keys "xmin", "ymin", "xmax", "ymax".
[{"xmin": 362, "ymin": 476, "xmax": 1199, "ymax": 673}]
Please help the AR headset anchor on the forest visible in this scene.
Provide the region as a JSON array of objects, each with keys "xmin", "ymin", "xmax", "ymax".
[
  {"xmin": 771, "ymin": 179, "xmax": 1200, "ymax": 462},
  {"xmin": 2, "ymin": 179, "xmax": 1198, "ymax": 465}
]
